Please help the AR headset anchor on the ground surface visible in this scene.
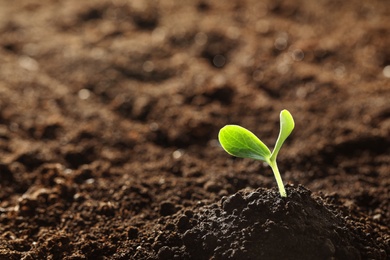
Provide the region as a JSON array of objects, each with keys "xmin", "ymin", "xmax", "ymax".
[{"xmin": 0, "ymin": 0, "xmax": 389, "ymax": 259}]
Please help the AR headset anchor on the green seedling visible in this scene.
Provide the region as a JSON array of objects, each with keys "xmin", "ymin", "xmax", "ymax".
[{"xmin": 218, "ymin": 109, "xmax": 294, "ymax": 197}]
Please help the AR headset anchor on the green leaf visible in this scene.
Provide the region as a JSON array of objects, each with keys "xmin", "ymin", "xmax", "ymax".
[
  {"xmin": 218, "ymin": 125, "xmax": 271, "ymax": 162},
  {"xmin": 270, "ymin": 109, "xmax": 295, "ymax": 161},
  {"xmin": 218, "ymin": 110, "xmax": 294, "ymax": 197}
]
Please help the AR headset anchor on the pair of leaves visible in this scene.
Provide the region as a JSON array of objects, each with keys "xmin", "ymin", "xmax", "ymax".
[
  {"xmin": 218, "ymin": 109, "xmax": 294, "ymax": 164},
  {"xmin": 218, "ymin": 109, "xmax": 295, "ymax": 197}
]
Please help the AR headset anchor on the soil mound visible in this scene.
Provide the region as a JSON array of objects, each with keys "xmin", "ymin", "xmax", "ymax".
[{"xmin": 153, "ymin": 185, "xmax": 388, "ymax": 260}]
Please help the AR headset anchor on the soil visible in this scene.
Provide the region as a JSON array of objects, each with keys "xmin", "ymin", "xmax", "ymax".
[{"xmin": 0, "ymin": 0, "xmax": 389, "ymax": 259}]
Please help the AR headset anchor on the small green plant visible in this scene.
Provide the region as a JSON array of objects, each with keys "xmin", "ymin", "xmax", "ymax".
[{"xmin": 218, "ymin": 109, "xmax": 294, "ymax": 197}]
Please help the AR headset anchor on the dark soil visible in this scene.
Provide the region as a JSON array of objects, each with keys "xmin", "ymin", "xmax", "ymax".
[
  {"xmin": 0, "ymin": 0, "xmax": 389, "ymax": 259},
  {"xmin": 142, "ymin": 185, "xmax": 387, "ymax": 259}
]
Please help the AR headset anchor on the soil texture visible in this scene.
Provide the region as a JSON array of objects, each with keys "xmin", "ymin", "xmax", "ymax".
[{"xmin": 0, "ymin": 0, "xmax": 389, "ymax": 259}]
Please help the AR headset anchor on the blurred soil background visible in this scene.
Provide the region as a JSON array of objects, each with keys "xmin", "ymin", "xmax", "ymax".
[{"xmin": 0, "ymin": 0, "xmax": 389, "ymax": 259}]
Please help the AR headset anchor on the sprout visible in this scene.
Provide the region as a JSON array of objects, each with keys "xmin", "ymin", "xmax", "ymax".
[{"xmin": 218, "ymin": 110, "xmax": 295, "ymax": 197}]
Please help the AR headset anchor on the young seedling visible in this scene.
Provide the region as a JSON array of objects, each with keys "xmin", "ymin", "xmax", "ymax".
[{"xmin": 218, "ymin": 109, "xmax": 294, "ymax": 197}]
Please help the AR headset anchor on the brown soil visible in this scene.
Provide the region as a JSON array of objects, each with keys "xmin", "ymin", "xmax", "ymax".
[{"xmin": 0, "ymin": 0, "xmax": 389, "ymax": 259}]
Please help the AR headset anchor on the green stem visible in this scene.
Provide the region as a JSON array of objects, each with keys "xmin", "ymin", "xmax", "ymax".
[{"xmin": 269, "ymin": 160, "xmax": 287, "ymax": 197}]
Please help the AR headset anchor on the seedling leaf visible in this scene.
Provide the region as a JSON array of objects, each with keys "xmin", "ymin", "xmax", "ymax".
[
  {"xmin": 218, "ymin": 109, "xmax": 295, "ymax": 197},
  {"xmin": 270, "ymin": 109, "xmax": 295, "ymax": 162},
  {"xmin": 218, "ymin": 125, "xmax": 271, "ymax": 162}
]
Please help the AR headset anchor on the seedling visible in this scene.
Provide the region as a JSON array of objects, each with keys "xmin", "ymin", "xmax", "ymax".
[{"xmin": 218, "ymin": 109, "xmax": 294, "ymax": 197}]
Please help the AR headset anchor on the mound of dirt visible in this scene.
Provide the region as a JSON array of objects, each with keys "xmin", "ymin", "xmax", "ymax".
[{"xmin": 136, "ymin": 185, "xmax": 388, "ymax": 259}]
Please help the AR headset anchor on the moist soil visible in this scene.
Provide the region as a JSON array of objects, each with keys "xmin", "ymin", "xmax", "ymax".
[{"xmin": 0, "ymin": 0, "xmax": 389, "ymax": 259}]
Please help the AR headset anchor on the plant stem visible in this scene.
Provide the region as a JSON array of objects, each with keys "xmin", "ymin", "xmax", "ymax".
[{"xmin": 269, "ymin": 160, "xmax": 287, "ymax": 197}]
